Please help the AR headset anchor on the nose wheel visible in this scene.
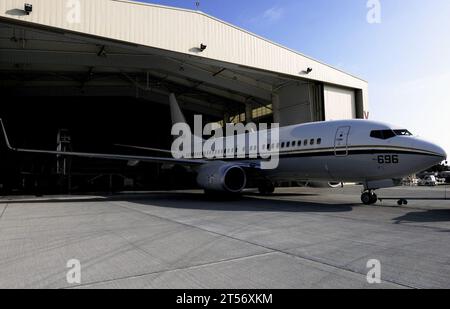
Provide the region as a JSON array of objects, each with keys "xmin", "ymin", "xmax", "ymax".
[
  {"xmin": 397, "ymin": 199, "xmax": 408, "ymax": 206},
  {"xmin": 361, "ymin": 191, "xmax": 378, "ymax": 205}
]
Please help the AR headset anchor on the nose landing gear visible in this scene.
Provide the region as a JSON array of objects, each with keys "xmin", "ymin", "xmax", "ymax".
[
  {"xmin": 397, "ymin": 199, "xmax": 408, "ymax": 206},
  {"xmin": 361, "ymin": 190, "xmax": 378, "ymax": 205}
]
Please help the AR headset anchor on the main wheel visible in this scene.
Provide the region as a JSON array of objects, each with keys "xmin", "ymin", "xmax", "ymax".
[
  {"xmin": 361, "ymin": 192, "xmax": 372, "ymax": 205},
  {"xmin": 258, "ymin": 182, "xmax": 275, "ymax": 195},
  {"xmin": 361, "ymin": 192, "xmax": 377, "ymax": 205}
]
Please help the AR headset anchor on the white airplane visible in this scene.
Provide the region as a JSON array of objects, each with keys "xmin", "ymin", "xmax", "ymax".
[{"xmin": 0, "ymin": 94, "xmax": 446, "ymax": 205}]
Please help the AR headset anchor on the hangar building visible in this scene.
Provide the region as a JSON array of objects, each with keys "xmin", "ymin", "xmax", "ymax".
[{"xmin": 0, "ymin": 0, "xmax": 369, "ymax": 194}]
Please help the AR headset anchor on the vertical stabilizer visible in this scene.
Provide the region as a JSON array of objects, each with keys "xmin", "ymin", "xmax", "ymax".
[
  {"xmin": 169, "ymin": 93, "xmax": 205, "ymax": 146},
  {"xmin": 169, "ymin": 93, "xmax": 187, "ymax": 126}
]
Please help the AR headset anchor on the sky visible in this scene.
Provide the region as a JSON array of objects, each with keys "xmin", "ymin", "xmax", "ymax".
[{"xmin": 139, "ymin": 0, "xmax": 450, "ymax": 158}]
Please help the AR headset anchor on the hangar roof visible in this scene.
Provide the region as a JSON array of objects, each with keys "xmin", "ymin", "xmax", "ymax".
[{"xmin": 0, "ymin": 0, "xmax": 368, "ymax": 117}]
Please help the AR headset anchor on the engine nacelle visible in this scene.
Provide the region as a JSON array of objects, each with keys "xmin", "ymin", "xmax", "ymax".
[{"xmin": 196, "ymin": 162, "xmax": 247, "ymax": 193}]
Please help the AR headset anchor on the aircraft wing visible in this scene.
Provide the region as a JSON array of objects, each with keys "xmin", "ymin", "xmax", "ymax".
[
  {"xmin": 0, "ymin": 119, "xmax": 206, "ymax": 166},
  {"xmin": 114, "ymin": 144, "xmax": 173, "ymax": 155}
]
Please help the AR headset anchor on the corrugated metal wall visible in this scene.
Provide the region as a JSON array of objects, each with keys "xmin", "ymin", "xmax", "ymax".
[{"xmin": 324, "ymin": 85, "xmax": 356, "ymax": 120}]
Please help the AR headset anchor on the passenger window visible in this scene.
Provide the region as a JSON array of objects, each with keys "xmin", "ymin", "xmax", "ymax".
[
  {"xmin": 310, "ymin": 139, "xmax": 315, "ymax": 145},
  {"xmin": 286, "ymin": 142, "xmax": 290, "ymax": 148},
  {"xmin": 317, "ymin": 138, "xmax": 322, "ymax": 145},
  {"xmin": 304, "ymin": 140, "xmax": 308, "ymax": 146}
]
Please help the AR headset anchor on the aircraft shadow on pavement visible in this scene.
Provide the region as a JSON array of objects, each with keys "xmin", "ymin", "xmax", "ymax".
[
  {"xmin": 122, "ymin": 193, "xmax": 356, "ymax": 213},
  {"xmin": 393, "ymin": 209, "xmax": 450, "ymax": 224},
  {"xmin": 0, "ymin": 191, "xmax": 355, "ymax": 213},
  {"xmin": 243, "ymin": 192, "xmax": 320, "ymax": 197}
]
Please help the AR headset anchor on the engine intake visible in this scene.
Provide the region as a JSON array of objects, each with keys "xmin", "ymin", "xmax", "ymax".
[{"xmin": 197, "ymin": 162, "xmax": 247, "ymax": 193}]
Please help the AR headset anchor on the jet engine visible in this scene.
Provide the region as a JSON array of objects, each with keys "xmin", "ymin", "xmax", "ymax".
[{"xmin": 196, "ymin": 162, "xmax": 247, "ymax": 193}]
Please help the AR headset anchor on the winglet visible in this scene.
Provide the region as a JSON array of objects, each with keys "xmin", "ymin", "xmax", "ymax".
[{"xmin": 0, "ymin": 118, "xmax": 14, "ymax": 150}]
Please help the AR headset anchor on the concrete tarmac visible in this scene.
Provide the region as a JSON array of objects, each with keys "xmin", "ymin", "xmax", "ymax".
[{"xmin": 0, "ymin": 185, "xmax": 449, "ymax": 289}]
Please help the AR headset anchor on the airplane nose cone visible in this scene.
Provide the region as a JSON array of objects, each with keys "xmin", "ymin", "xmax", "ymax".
[
  {"xmin": 441, "ymin": 148, "xmax": 448, "ymax": 160},
  {"xmin": 427, "ymin": 142, "xmax": 447, "ymax": 161},
  {"xmin": 413, "ymin": 139, "xmax": 447, "ymax": 162}
]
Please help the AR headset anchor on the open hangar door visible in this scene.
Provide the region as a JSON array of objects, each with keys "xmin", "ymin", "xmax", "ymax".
[
  {"xmin": 0, "ymin": 96, "xmax": 180, "ymax": 195},
  {"xmin": 0, "ymin": 19, "xmax": 301, "ymax": 195},
  {"xmin": 0, "ymin": 84, "xmax": 243, "ymax": 195}
]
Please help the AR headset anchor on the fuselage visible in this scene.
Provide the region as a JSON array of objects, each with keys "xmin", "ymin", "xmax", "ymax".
[{"xmin": 189, "ymin": 119, "xmax": 447, "ymax": 184}]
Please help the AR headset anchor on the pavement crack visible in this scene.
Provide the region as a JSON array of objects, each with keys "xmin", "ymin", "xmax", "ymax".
[
  {"xmin": 65, "ymin": 252, "xmax": 275, "ymax": 289},
  {"xmin": 0, "ymin": 203, "xmax": 8, "ymax": 221},
  {"xmin": 112, "ymin": 201, "xmax": 412, "ymax": 289}
]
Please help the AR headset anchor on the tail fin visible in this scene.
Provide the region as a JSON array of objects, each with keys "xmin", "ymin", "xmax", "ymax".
[
  {"xmin": 169, "ymin": 93, "xmax": 187, "ymax": 126},
  {"xmin": 169, "ymin": 93, "xmax": 204, "ymax": 145}
]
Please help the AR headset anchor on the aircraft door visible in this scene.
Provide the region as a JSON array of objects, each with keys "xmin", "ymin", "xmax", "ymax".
[{"xmin": 334, "ymin": 126, "xmax": 351, "ymax": 156}]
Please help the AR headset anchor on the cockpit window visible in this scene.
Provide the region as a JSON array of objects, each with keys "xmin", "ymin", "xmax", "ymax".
[
  {"xmin": 394, "ymin": 129, "xmax": 413, "ymax": 136},
  {"xmin": 370, "ymin": 130, "xmax": 396, "ymax": 140}
]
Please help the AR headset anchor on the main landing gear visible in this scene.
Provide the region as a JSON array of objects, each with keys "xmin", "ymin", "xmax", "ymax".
[
  {"xmin": 258, "ymin": 182, "xmax": 275, "ymax": 195},
  {"xmin": 361, "ymin": 190, "xmax": 378, "ymax": 205}
]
